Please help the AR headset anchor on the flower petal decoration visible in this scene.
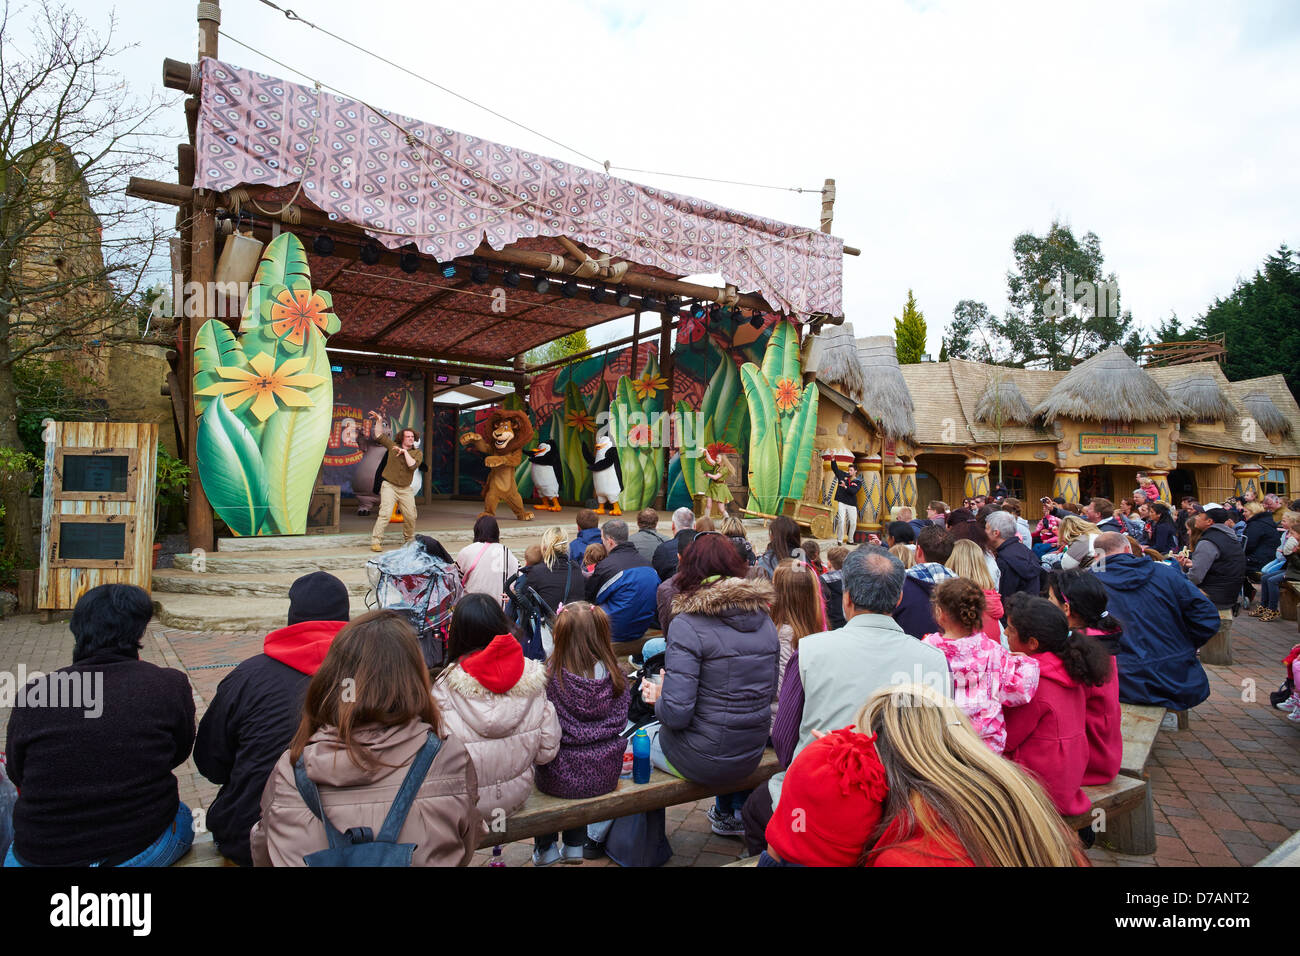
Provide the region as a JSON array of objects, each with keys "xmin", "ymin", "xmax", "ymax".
[
  {"xmin": 565, "ymin": 409, "xmax": 597, "ymax": 434},
  {"xmin": 774, "ymin": 377, "xmax": 802, "ymax": 413},
  {"xmin": 197, "ymin": 350, "xmax": 327, "ymax": 422},
  {"xmin": 631, "ymin": 372, "xmax": 668, "ymax": 402},
  {"xmin": 268, "ymin": 285, "xmax": 339, "ymax": 348}
]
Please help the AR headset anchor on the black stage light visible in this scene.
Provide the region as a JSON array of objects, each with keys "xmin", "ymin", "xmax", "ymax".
[
  {"xmin": 750, "ymin": 311, "xmax": 764, "ymax": 329},
  {"xmin": 663, "ymin": 297, "xmax": 682, "ymax": 315},
  {"xmin": 459, "ymin": 375, "xmax": 473, "ymax": 385},
  {"xmin": 312, "ymin": 232, "xmax": 335, "ymax": 256},
  {"xmin": 471, "ymin": 264, "xmax": 491, "ymax": 284},
  {"xmin": 589, "ymin": 285, "xmax": 607, "ymax": 304},
  {"xmin": 399, "ymin": 249, "xmax": 420, "ymax": 274},
  {"xmin": 615, "ymin": 288, "xmax": 632, "ymax": 308},
  {"xmin": 360, "ymin": 242, "xmax": 381, "ymax": 265},
  {"xmin": 561, "ymin": 280, "xmax": 579, "ymax": 299},
  {"xmin": 534, "ymin": 276, "xmax": 551, "ymax": 294},
  {"xmin": 691, "ymin": 301, "xmax": 707, "ymax": 319},
  {"xmin": 504, "ymin": 269, "xmax": 521, "ymax": 288}
]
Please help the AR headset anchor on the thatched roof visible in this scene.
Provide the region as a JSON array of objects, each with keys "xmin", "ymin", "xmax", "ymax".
[
  {"xmin": 815, "ymin": 323, "xmax": 866, "ymax": 403},
  {"xmin": 857, "ymin": 335, "xmax": 915, "ymax": 440},
  {"xmin": 974, "ymin": 380, "xmax": 1034, "ymax": 425},
  {"xmin": 1242, "ymin": 392, "xmax": 1293, "ymax": 436},
  {"xmin": 1032, "ymin": 346, "xmax": 1182, "ymax": 424},
  {"xmin": 1164, "ymin": 374, "xmax": 1233, "ymax": 423}
]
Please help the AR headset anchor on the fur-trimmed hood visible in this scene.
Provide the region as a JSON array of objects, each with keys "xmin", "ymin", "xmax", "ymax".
[
  {"xmin": 671, "ymin": 575, "xmax": 774, "ymax": 627},
  {"xmin": 435, "ymin": 655, "xmax": 550, "ymax": 740}
]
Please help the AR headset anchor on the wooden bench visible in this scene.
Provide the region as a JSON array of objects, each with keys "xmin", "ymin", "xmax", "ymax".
[
  {"xmin": 175, "ymin": 832, "xmax": 238, "ymax": 867},
  {"xmin": 1283, "ymin": 582, "xmax": 1300, "ymax": 628},
  {"xmin": 477, "ymin": 749, "xmax": 779, "ymax": 849}
]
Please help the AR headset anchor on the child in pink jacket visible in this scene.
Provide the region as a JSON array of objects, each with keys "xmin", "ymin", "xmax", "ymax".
[
  {"xmin": 921, "ymin": 578, "xmax": 1039, "ymax": 754},
  {"xmin": 1003, "ymin": 593, "xmax": 1114, "ymax": 819}
]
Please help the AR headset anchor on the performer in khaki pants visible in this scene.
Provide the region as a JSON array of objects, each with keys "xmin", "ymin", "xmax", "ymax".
[{"xmin": 368, "ymin": 412, "xmax": 422, "ymax": 552}]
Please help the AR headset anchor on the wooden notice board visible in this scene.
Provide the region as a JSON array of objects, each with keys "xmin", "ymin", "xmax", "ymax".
[{"xmin": 38, "ymin": 422, "xmax": 158, "ymax": 611}]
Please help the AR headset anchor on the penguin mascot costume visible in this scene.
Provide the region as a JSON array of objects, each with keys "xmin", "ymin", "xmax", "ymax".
[
  {"xmin": 582, "ymin": 435, "xmax": 623, "ymax": 515},
  {"xmin": 527, "ymin": 441, "xmax": 562, "ymax": 511}
]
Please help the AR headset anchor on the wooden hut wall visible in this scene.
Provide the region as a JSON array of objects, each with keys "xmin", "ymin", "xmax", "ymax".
[{"xmin": 38, "ymin": 422, "xmax": 158, "ymax": 611}]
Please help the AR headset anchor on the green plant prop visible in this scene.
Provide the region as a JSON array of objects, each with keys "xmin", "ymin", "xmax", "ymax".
[
  {"xmin": 193, "ymin": 233, "xmax": 338, "ymax": 535},
  {"xmin": 608, "ymin": 354, "xmax": 668, "ymax": 511},
  {"xmin": 739, "ymin": 319, "xmax": 819, "ymax": 514}
]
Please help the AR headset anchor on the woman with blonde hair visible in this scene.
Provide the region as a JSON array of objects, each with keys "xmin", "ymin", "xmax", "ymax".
[
  {"xmin": 769, "ymin": 559, "xmax": 827, "ymax": 729},
  {"xmin": 519, "ymin": 526, "xmax": 581, "ymax": 614},
  {"xmin": 1051, "ymin": 515, "xmax": 1103, "ymax": 571},
  {"xmin": 721, "ymin": 514, "xmax": 757, "ymax": 565},
  {"xmin": 761, "ymin": 682, "xmax": 1084, "ymax": 867},
  {"xmin": 889, "ymin": 543, "xmax": 915, "ymax": 570},
  {"xmin": 945, "ymin": 538, "xmax": 1003, "ymax": 641}
]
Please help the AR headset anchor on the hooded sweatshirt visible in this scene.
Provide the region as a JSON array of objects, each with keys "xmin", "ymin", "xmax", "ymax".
[
  {"xmin": 893, "ymin": 563, "xmax": 957, "ymax": 639},
  {"xmin": 534, "ymin": 665, "xmax": 631, "ymax": 799},
  {"xmin": 431, "ymin": 634, "xmax": 561, "ymax": 817},
  {"xmin": 250, "ymin": 718, "xmax": 482, "ymax": 867},
  {"xmin": 1003, "ymin": 651, "xmax": 1090, "ymax": 817},
  {"xmin": 1080, "ymin": 626, "xmax": 1123, "ymax": 786},
  {"xmin": 1092, "ymin": 553, "xmax": 1218, "ymax": 710},
  {"xmin": 194, "ymin": 619, "xmax": 347, "ymax": 866}
]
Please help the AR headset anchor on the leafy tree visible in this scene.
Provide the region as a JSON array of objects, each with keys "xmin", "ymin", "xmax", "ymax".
[
  {"xmin": 943, "ymin": 299, "xmax": 1000, "ymax": 363},
  {"xmin": 0, "ymin": 2, "xmax": 167, "ymax": 567},
  {"xmin": 991, "ymin": 220, "xmax": 1137, "ymax": 370},
  {"xmin": 1200, "ymin": 245, "xmax": 1300, "ymax": 397},
  {"xmin": 893, "ymin": 289, "xmax": 927, "ymax": 364},
  {"xmin": 525, "ymin": 329, "xmax": 590, "ymax": 367}
]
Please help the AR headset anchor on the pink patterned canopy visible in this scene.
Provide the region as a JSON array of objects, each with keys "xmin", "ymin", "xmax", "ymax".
[{"xmin": 196, "ymin": 59, "xmax": 843, "ymax": 319}]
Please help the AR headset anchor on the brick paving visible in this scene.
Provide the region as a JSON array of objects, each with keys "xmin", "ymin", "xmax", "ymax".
[{"xmin": 3, "ymin": 607, "xmax": 1297, "ymax": 867}]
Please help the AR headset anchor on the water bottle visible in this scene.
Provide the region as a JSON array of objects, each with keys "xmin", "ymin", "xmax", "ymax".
[
  {"xmin": 632, "ymin": 727, "xmax": 651, "ymax": 784},
  {"xmin": 489, "ymin": 845, "xmax": 505, "ymax": 868}
]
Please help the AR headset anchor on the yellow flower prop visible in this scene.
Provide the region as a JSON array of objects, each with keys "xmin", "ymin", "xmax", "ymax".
[
  {"xmin": 270, "ymin": 288, "xmax": 337, "ymax": 347},
  {"xmin": 565, "ymin": 409, "xmax": 597, "ymax": 434},
  {"xmin": 197, "ymin": 351, "xmax": 326, "ymax": 422},
  {"xmin": 775, "ymin": 377, "xmax": 801, "ymax": 412},
  {"xmin": 631, "ymin": 372, "xmax": 668, "ymax": 402}
]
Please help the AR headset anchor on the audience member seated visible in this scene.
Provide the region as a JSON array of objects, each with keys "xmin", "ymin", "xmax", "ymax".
[
  {"xmin": 195, "ymin": 571, "xmax": 351, "ymax": 866},
  {"xmin": 629, "ymin": 508, "xmax": 668, "ymax": 563},
  {"xmin": 431, "ymin": 594, "xmax": 560, "ymax": 819},
  {"xmin": 639, "ymin": 534, "xmax": 779, "ymax": 837},
  {"xmin": 821, "ymin": 546, "xmax": 849, "ymax": 629},
  {"xmin": 986, "ymin": 511, "xmax": 1041, "ymax": 605},
  {"xmin": 250, "ymin": 610, "xmax": 481, "ymax": 866},
  {"xmin": 945, "ymin": 538, "xmax": 1004, "ymax": 642},
  {"xmin": 455, "ymin": 515, "xmax": 519, "ymax": 607},
  {"xmin": 520, "ymin": 527, "xmax": 583, "ymax": 614},
  {"xmin": 652, "ymin": 507, "xmax": 696, "ymax": 581},
  {"xmin": 760, "ymin": 683, "xmax": 1085, "ymax": 867},
  {"xmin": 770, "ymin": 559, "xmax": 827, "ymax": 732},
  {"xmin": 586, "ymin": 518, "xmax": 659, "ymax": 642},
  {"xmin": 568, "ymin": 508, "xmax": 603, "ymax": 563},
  {"xmin": 753, "ymin": 515, "xmax": 803, "ymax": 579},
  {"xmin": 5, "ymin": 585, "xmax": 195, "ymax": 868},
  {"xmin": 893, "ymin": 524, "xmax": 956, "ymax": 639}
]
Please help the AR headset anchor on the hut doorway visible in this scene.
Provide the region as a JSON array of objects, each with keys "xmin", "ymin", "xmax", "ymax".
[
  {"xmin": 916, "ymin": 471, "xmax": 943, "ymax": 511},
  {"xmin": 1167, "ymin": 468, "xmax": 1197, "ymax": 503},
  {"xmin": 1079, "ymin": 465, "xmax": 1113, "ymax": 503}
]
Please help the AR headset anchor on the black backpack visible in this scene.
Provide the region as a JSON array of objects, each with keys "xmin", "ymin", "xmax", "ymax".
[
  {"xmin": 625, "ymin": 650, "xmax": 667, "ymax": 728},
  {"xmin": 292, "ymin": 731, "xmax": 442, "ymax": 867}
]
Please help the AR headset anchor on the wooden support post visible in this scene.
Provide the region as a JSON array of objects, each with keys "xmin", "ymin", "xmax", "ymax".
[
  {"xmin": 1098, "ymin": 781, "xmax": 1157, "ymax": 856},
  {"xmin": 657, "ymin": 309, "xmax": 674, "ymax": 511},
  {"xmin": 820, "ymin": 178, "xmax": 835, "ymax": 235},
  {"xmin": 423, "ymin": 370, "xmax": 433, "ymax": 505},
  {"xmin": 1200, "ymin": 610, "xmax": 1234, "ymax": 666}
]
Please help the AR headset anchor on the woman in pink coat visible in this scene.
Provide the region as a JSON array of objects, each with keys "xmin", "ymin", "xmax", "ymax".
[{"xmin": 1002, "ymin": 593, "xmax": 1113, "ymax": 820}]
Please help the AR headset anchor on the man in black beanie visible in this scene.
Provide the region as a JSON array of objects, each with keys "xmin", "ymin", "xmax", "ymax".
[{"xmin": 194, "ymin": 571, "xmax": 351, "ymax": 865}]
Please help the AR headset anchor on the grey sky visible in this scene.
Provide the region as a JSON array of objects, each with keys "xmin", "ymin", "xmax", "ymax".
[{"xmin": 83, "ymin": 0, "xmax": 1300, "ymax": 356}]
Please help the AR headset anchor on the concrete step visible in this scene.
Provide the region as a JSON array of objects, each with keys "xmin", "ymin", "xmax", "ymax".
[
  {"xmin": 152, "ymin": 567, "xmax": 371, "ymax": 600},
  {"xmin": 152, "ymin": 592, "xmax": 372, "ymax": 632},
  {"xmin": 214, "ymin": 521, "xmax": 578, "ymax": 554},
  {"xmin": 171, "ymin": 544, "xmax": 515, "ymax": 574}
]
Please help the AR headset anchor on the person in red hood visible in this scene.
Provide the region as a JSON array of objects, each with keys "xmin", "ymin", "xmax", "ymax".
[
  {"xmin": 194, "ymin": 571, "xmax": 351, "ymax": 865},
  {"xmin": 1002, "ymin": 593, "xmax": 1113, "ymax": 821}
]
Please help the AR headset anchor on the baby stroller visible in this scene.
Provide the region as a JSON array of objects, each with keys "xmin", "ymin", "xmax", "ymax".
[{"xmin": 365, "ymin": 541, "xmax": 463, "ymax": 668}]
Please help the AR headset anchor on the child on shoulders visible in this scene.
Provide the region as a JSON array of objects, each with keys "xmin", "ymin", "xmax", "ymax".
[{"xmin": 921, "ymin": 578, "xmax": 1039, "ymax": 754}]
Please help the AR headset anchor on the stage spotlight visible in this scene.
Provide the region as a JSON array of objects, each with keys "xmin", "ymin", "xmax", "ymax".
[
  {"xmin": 399, "ymin": 249, "xmax": 420, "ymax": 274},
  {"xmin": 708, "ymin": 304, "xmax": 722, "ymax": 324},
  {"xmin": 312, "ymin": 232, "xmax": 335, "ymax": 256},
  {"xmin": 615, "ymin": 288, "xmax": 632, "ymax": 308},
  {"xmin": 504, "ymin": 269, "xmax": 521, "ymax": 288},
  {"xmin": 471, "ymin": 264, "xmax": 490, "ymax": 283},
  {"xmin": 589, "ymin": 285, "xmax": 607, "ymax": 304},
  {"xmin": 483, "ymin": 379, "xmax": 495, "ymax": 388},
  {"xmin": 562, "ymin": 280, "xmax": 579, "ymax": 299},
  {"xmin": 749, "ymin": 311, "xmax": 764, "ymax": 329},
  {"xmin": 691, "ymin": 301, "xmax": 707, "ymax": 319},
  {"xmin": 663, "ymin": 297, "xmax": 682, "ymax": 315},
  {"xmin": 384, "ymin": 370, "xmax": 398, "ymax": 378},
  {"xmin": 459, "ymin": 375, "xmax": 473, "ymax": 385},
  {"xmin": 360, "ymin": 243, "xmax": 381, "ymax": 265},
  {"xmin": 435, "ymin": 373, "xmax": 450, "ymax": 384},
  {"xmin": 534, "ymin": 276, "xmax": 551, "ymax": 294}
]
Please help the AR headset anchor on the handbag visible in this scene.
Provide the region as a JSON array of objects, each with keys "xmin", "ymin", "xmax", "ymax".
[{"xmin": 292, "ymin": 731, "xmax": 442, "ymax": 867}]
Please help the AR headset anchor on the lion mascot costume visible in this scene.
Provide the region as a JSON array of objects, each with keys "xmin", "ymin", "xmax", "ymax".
[{"xmin": 458, "ymin": 409, "xmax": 535, "ymax": 520}]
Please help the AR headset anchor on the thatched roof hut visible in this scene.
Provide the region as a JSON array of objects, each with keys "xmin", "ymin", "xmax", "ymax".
[
  {"xmin": 1165, "ymin": 374, "xmax": 1234, "ymax": 423},
  {"xmin": 857, "ymin": 335, "xmax": 915, "ymax": 440},
  {"xmin": 815, "ymin": 323, "xmax": 866, "ymax": 403},
  {"xmin": 974, "ymin": 380, "xmax": 1033, "ymax": 425},
  {"xmin": 1032, "ymin": 346, "xmax": 1182, "ymax": 424},
  {"xmin": 1242, "ymin": 392, "xmax": 1293, "ymax": 436}
]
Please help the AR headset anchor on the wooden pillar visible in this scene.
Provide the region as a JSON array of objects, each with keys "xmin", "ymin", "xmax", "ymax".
[
  {"xmin": 656, "ymin": 309, "xmax": 673, "ymax": 510},
  {"xmin": 883, "ymin": 460, "xmax": 904, "ymax": 520},
  {"xmin": 900, "ymin": 458, "xmax": 918, "ymax": 511},
  {"xmin": 964, "ymin": 457, "xmax": 990, "ymax": 501},
  {"xmin": 1144, "ymin": 469, "xmax": 1171, "ymax": 503},
  {"xmin": 1200, "ymin": 609, "xmax": 1234, "ymax": 666},
  {"xmin": 1233, "ymin": 464, "xmax": 1264, "ymax": 500},
  {"xmin": 1052, "ymin": 467, "xmax": 1081, "ymax": 506},
  {"xmin": 423, "ymin": 369, "xmax": 434, "ymax": 503},
  {"xmin": 857, "ymin": 454, "xmax": 882, "ymax": 537},
  {"xmin": 820, "ymin": 178, "xmax": 836, "ymax": 235}
]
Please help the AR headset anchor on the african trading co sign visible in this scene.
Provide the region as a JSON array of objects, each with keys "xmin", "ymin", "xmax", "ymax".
[{"xmin": 1079, "ymin": 433, "xmax": 1158, "ymax": 455}]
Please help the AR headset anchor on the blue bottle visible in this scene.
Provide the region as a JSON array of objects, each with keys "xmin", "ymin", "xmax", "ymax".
[{"xmin": 632, "ymin": 728, "xmax": 651, "ymax": 784}]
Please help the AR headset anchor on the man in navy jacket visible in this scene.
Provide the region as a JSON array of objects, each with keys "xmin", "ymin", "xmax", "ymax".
[{"xmin": 1093, "ymin": 533, "xmax": 1219, "ymax": 711}]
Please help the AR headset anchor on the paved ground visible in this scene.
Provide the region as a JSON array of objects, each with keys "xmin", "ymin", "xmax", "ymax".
[{"xmin": 2, "ymin": 607, "xmax": 1297, "ymax": 867}]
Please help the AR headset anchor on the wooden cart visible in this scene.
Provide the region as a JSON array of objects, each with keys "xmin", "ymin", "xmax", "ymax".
[{"xmin": 741, "ymin": 497, "xmax": 836, "ymax": 540}]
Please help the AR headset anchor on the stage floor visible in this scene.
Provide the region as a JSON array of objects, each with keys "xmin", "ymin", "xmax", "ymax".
[{"xmin": 336, "ymin": 498, "xmax": 621, "ymax": 535}]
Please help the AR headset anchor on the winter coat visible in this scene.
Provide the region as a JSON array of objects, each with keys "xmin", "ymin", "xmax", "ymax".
[
  {"xmin": 586, "ymin": 542, "xmax": 651, "ymax": 602},
  {"xmin": 1244, "ymin": 512, "xmax": 1283, "ymax": 573},
  {"xmin": 995, "ymin": 538, "xmax": 1042, "ymax": 604},
  {"xmin": 770, "ymin": 623, "xmax": 798, "ymax": 731},
  {"xmin": 657, "ymin": 574, "xmax": 681, "ymax": 633},
  {"xmin": 1003, "ymin": 651, "xmax": 1091, "ymax": 817},
  {"xmin": 1149, "ymin": 518, "xmax": 1178, "ymax": 555},
  {"xmin": 822, "ymin": 570, "xmax": 847, "ymax": 630},
  {"xmin": 981, "ymin": 589, "xmax": 1004, "ymax": 643},
  {"xmin": 1081, "ymin": 627, "xmax": 1123, "ymax": 786},
  {"xmin": 592, "ymin": 562, "xmax": 661, "ymax": 642},
  {"xmin": 652, "ymin": 529, "xmax": 693, "ymax": 581},
  {"xmin": 250, "ymin": 719, "xmax": 482, "ymax": 867},
  {"xmin": 568, "ymin": 527, "xmax": 603, "ymax": 563},
  {"xmin": 630, "ymin": 528, "xmax": 669, "ymax": 564},
  {"xmin": 194, "ymin": 618, "xmax": 347, "ymax": 865},
  {"xmin": 520, "ymin": 555, "xmax": 582, "ymax": 615},
  {"xmin": 4, "ymin": 651, "xmax": 194, "ymax": 867},
  {"xmin": 534, "ymin": 667, "xmax": 631, "ymax": 799},
  {"xmin": 892, "ymin": 563, "xmax": 957, "ymax": 639},
  {"xmin": 656, "ymin": 576, "xmax": 780, "ymax": 787},
  {"xmin": 431, "ymin": 635, "xmax": 561, "ymax": 818},
  {"xmin": 1093, "ymin": 553, "xmax": 1219, "ymax": 710},
  {"xmin": 921, "ymin": 632, "xmax": 1039, "ymax": 753}
]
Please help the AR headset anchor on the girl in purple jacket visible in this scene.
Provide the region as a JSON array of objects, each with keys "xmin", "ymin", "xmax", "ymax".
[{"xmin": 532, "ymin": 602, "xmax": 630, "ymax": 865}]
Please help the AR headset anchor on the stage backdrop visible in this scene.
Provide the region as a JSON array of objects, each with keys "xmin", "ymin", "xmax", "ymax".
[{"xmin": 322, "ymin": 366, "xmax": 425, "ymax": 498}]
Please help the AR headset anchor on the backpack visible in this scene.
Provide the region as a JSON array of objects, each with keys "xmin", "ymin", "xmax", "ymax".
[
  {"xmin": 292, "ymin": 731, "xmax": 442, "ymax": 867},
  {"xmin": 625, "ymin": 651, "xmax": 667, "ymax": 728}
]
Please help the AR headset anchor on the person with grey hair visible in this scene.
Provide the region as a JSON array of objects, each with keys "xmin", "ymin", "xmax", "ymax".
[
  {"xmin": 741, "ymin": 545, "xmax": 951, "ymax": 856},
  {"xmin": 986, "ymin": 509, "xmax": 1042, "ymax": 607},
  {"xmin": 585, "ymin": 518, "xmax": 649, "ymax": 603},
  {"xmin": 629, "ymin": 508, "xmax": 668, "ymax": 563},
  {"xmin": 652, "ymin": 507, "xmax": 697, "ymax": 581}
]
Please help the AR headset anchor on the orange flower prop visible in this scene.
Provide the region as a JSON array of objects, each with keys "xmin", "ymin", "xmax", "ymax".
[
  {"xmin": 565, "ymin": 409, "xmax": 597, "ymax": 434},
  {"xmin": 627, "ymin": 424, "xmax": 652, "ymax": 447},
  {"xmin": 197, "ymin": 351, "xmax": 326, "ymax": 422},
  {"xmin": 631, "ymin": 372, "xmax": 668, "ymax": 402},
  {"xmin": 775, "ymin": 378, "xmax": 801, "ymax": 412},
  {"xmin": 269, "ymin": 287, "xmax": 338, "ymax": 347}
]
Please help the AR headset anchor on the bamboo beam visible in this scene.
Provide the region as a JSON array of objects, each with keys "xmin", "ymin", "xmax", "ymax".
[{"xmin": 324, "ymin": 349, "xmax": 522, "ymax": 383}]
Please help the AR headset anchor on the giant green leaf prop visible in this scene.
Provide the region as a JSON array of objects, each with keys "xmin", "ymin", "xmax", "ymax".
[
  {"xmin": 193, "ymin": 232, "xmax": 339, "ymax": 536},
  {"xmin": 740, "ymin": 319, "xmax": 818, "ymax": 514}
]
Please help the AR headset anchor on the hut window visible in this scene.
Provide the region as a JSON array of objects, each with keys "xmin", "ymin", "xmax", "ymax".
[{"xmin": 1263, "ymin": 469, "xmax": 1288, "ymax": 499}]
